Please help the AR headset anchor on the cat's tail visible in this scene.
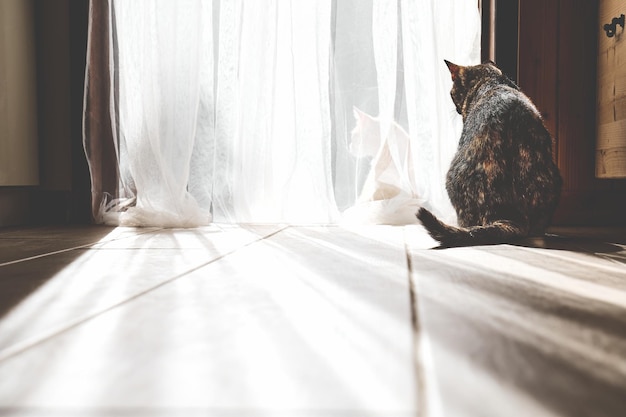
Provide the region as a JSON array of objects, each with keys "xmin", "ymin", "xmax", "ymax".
[{"xmin": 416, "ymin": 207, "xmax": 528, "ymax": 247}]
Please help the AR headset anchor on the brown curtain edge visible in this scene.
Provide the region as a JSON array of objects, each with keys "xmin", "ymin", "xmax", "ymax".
[{"xmin": 83, "ymin": 0, "xmax": 118, "ymax": 224}]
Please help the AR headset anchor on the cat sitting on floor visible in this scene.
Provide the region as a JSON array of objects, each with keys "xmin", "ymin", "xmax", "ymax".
[
  {"xmin": 417, "ymin": 60, "xmax": 562, "ymax": 247},
  {"xmin": 342, "ymin": 107, "xmax": 422, "ymax": 225}
]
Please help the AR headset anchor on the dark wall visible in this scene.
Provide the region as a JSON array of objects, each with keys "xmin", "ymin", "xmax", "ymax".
[
  {"xmin": 33, "ymin": 0, "xmax": 90, "ymax": 224},
  {"xmin": 0, "ymin": 0, "xmax": 89, "ymax": 227},
  {"xmin": 69, "ymin": 0, "xmax": 91, "ymax": 223},
  {"xmin": 481, "ymin": 0, "xmax": 519, "ymax": 81},
  {"xmin": 495, "ymin": 0, "xmax": 518, "ymax": 82}
]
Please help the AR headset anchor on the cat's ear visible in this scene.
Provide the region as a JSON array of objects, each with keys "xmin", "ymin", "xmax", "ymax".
[
  {"xmin": 353, "ymin": 106, "xmax": 367, "ymax": 121},
  {"xmin": 444, "ymin": 60, "xmax": 461, "ymax": 82}
]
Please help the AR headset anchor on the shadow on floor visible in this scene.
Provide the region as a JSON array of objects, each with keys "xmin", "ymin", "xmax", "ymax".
[
  {"xmin": 516, "ymin": 234, "xmax": 624, "ymax": 255},
  {"xmin": 0, "ymin": 225, "xmax": 116, "ymax": 319}
]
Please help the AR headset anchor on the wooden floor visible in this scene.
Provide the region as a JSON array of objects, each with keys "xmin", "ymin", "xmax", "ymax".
[{"xmin": 0, "ymin": 224, "xmax": 625, "ymax": 416}]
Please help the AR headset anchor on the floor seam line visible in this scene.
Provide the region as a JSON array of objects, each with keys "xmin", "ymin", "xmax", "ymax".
[
  {"xmin": 0, "ymin": 226, "xmax": 290, "ymax": 363},
  {"xmin": 0, "ymin": 228, "xmax": 164, "ymax": 268},
  {"xmin": 404, "ymin": 228, "xmax": 428, "ymax": 417},
  {"xmin": 0, "ymin": 244, "xmax": 106, "ymax": 268}
]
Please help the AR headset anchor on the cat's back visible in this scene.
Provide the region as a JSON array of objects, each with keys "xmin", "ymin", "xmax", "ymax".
[
  {"xmin": 458, "ymin": 79, "xmax": 561, "ymax": 228},
  {"xmin": 466, "ymin": 82, "xmax": 544, "ymax": 135}
]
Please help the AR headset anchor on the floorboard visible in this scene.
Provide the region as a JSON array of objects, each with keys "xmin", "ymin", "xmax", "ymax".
[
  {"xmin": 1, "ymin": 224, "xmax": 625, "ymax": 416},
  {"xmin": 0, "ymin": 225, "xmax": 416, "ymax": 416},
  {"xmin": 406, "ymin": 226, "xmax": 626, "ymax": 417}
]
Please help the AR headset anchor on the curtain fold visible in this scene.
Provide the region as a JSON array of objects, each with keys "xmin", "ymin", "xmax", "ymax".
[
  {"xmin": 214, "ymin": 1, "xmax": 337, "ymax": 223},
  {"xmin": 83, "ymin": 0, "xmax": 481, "ymax": 227}
]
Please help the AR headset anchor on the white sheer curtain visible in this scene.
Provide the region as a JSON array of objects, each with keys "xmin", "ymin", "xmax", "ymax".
[{"xmin": 85, "ymin": 0, "xmax": 480, "ymax": 226}]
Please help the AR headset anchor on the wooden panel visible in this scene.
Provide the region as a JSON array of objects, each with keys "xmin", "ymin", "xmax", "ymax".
[
  {"xmin": 518, "ymin": 0, "xmax": 559, "ymax": 143},
  {"xmin": 597, "ymin": 0, "xmax": 626, "ymax": 178},
  {"xmin": 518, "ymin": 0, "xmax": 626, "ymax": 225},
  {"xmin": 556, "ymin": 0, "xmax": 626, "ymax": 224},
  {"xmin": 558, "ymin": 0, "xmax": 598, "ymax": 192}
]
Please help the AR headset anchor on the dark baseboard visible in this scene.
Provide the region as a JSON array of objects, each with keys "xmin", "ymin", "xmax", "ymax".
[
  {"xmin": 0, "ymin": 187, "xmax": 92, "ymax": 228},
  {"xmin": 553, "ymin": 189, "xmax": 626, "ymax": 226},
  {"xmin": 0, "ymin": 188, "xmax": 34, "ymax": 227}
]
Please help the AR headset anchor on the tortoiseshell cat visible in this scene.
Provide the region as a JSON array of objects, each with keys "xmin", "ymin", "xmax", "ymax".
[{"xmin": 417, "ymin": 60, "xmax": 562, "ymax": 247}]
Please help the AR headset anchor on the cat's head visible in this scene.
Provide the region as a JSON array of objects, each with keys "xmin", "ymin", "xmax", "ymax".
[{"xmin": 444, "ymin": 60, "xmax": 515, "ymax": 116}]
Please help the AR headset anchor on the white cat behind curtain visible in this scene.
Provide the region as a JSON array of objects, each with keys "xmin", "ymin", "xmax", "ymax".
[{"xmin": 342, "ymin": 107, "xmax": 423, "ymax": 225}]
